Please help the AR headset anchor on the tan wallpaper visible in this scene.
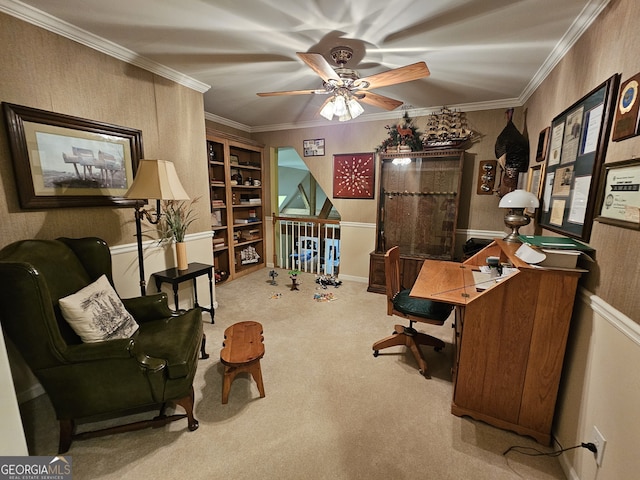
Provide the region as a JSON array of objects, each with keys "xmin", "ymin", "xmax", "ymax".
[
  {"xmin": 524, "ymin": 0, "xmax": 640, "ymax": 320},
  {"xmin": 250, "ymin": 109, "xmax": 516, "ymax": 231},
  {"xmin": 2, "ymin": 3, "xmax": 635, "ymax": 318},
  {"xmin": 0, "ymin": 13, "xmax": 211, "ymax": 249}
]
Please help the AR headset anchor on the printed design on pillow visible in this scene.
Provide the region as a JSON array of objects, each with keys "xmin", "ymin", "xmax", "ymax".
[
  {"xmin": 59, "ymin": 274, "xmax": 139, "ymax": 343},
  {"xmin": 79, "ymin": 289, "xmax": 136, "ymax": 339}
]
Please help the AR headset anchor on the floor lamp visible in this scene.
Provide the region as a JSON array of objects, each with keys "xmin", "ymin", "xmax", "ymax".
[{"xmin": 124, "ymin": 159, "xmax": 190, "ymax": 296}]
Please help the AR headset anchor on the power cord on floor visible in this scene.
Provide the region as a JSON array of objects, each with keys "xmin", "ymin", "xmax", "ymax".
[{"xmin": 503, "ymin": 442, "xmax": 597, "ymax": 458}]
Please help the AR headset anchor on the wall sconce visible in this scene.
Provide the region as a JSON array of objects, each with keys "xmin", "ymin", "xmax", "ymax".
[{"xmin": 498, "ymin": 189, "xmax": 540, "ymax": 242}]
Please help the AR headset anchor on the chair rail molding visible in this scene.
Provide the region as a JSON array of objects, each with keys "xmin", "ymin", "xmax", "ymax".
[{"xmin": 579, "ymin": 288, "xmax": 640, "ymax": 346}]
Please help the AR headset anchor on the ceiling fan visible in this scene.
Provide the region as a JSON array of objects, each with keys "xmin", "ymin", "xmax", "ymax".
[{"xmin": 257, "ymin": 46, "xmax": 430, "ymax": 121}]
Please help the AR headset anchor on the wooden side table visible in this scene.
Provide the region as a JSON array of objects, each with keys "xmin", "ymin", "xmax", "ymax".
[{"xmin": 152, "ymin": 262, "xmax": 215, "ymax": 324}]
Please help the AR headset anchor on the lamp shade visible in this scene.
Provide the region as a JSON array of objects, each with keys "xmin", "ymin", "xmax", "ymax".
[
  {"xmin": 498, "ymin": 189, "xmax": 539, "ymax": 209},
  {"xmin": 319, "ymin": 100, "xmax": 335, "ymax": 120},
  {"xmin": 124, "ymin": 159, "xmax": 190, "ymax": 200}
]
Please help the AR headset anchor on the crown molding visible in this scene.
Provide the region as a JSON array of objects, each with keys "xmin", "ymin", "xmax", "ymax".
[
  {"xmin": 204, "ymin": 112, "xmax": 252, "ymax": 132},
  {"xmin": 2, "ymin": 0, "xmax": 609, "ymax": 132},
  {"xmin": 519, "ymin": 0, "xmax": 611, "ymax": 104},
  {"xmin": 0, "ymin": 0, "xmax": 210, "ymax": 94},
  {"xmin": 247, "ymin": 97, "xmax": 521, "ymax": 133}
]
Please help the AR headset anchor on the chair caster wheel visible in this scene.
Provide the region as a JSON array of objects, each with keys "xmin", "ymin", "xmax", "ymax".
[{"xmin": 373, "ymin": 350, "xmax": 379, "ymax": 357}]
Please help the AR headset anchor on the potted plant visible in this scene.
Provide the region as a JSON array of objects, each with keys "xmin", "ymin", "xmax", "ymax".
[{"xmin": 159, "ymin": 198, "xmax": 198, "ymax": 270}]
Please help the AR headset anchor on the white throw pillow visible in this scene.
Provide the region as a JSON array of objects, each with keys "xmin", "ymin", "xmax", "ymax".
[{"xmin": 59, "ymin": 274, "xmax": 139, "ymax": 343}]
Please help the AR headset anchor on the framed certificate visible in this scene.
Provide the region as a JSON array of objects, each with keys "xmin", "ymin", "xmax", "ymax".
[{"xmin": 595, "ymin": 158, "xmax": 640, "ymax": 230}]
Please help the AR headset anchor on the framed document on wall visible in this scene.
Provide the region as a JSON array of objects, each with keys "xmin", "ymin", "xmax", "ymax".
[
  {"xmin": 594, "ymin": 158, "xmax": 640, "ymax": 230},
  {"xmin": 538, "ymin": 74, "xmax": 620, "ymax": 242}
]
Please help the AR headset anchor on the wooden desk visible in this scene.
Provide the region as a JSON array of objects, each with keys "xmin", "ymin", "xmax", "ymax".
[{"xmin": 410, "ymin": 239, "xmax": 583, "ymax": 445}]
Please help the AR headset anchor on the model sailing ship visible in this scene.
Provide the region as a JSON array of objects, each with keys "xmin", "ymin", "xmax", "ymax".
[{"xmin": 422, "ymin": 107, "xmax": 474, "ymax": 149}]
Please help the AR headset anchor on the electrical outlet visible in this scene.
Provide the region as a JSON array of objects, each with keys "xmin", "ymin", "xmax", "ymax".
[{"xmin": 591, "ymin": 425, "xmax": 607, "ymax": 467}]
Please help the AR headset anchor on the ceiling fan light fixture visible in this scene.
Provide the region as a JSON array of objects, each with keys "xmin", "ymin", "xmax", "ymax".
[
  {"xmin": 333, "ymin": 94, "xmax": 348, "ymax": 117},
  {"xmin": 319, "ymin": 100, "xmax": 335, "ymax": 120},
  {"xmin": 347, "ymin": 98, "xmax": 364, "ymax": 119}
]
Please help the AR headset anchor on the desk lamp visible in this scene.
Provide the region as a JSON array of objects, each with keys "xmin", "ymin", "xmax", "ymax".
[
  {"xmin": 124, "ymin": 159, "xmax": 190, "ymax": 296},
  {"xmin": 498, "ymin": 189, "xmax": 540, "ymax": 242}
]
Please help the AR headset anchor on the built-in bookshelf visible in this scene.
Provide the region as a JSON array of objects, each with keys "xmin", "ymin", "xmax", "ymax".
[{"xmin": 206, "ymin": 129, "xmax": 265, "ymax": 283}]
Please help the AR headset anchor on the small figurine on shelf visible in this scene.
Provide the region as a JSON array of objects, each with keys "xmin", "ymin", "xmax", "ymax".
[
  {"xmin": 268, "ymin": 269, "xmax": 278, "ymax": 286},
  {"xmin": 289, "ymin": 269, "xmax": 301, "ymax": 291}
]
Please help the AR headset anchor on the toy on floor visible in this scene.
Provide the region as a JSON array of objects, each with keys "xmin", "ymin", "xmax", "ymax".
[
  {"xmin": 314, "ymin": 292, "xmax": 337, "ymax": 302},
  {"xmin": 315, "ymin": 274, "xmax": 342, "ymax": 289},
  {"xmin": 289, "ymin": 269, "xmax": 300, "ymax": 291},
  {"xmin": 268, "ymin": 269, "xmax": 278, "ymax": 285}
]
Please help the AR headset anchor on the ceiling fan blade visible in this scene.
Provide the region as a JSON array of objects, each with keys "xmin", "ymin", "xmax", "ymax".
[
  {"xmin": 356, "ymin": 62, "xmax": 430, "ymax": 90},
  {"xmin": 358, "ymin": 91, "xmax": 404, "ymax": 111},
  {"xmin": 257, "ymin": 89, "xmax": 328, "ymax": 97},
  {"xmin": 297, "ymin": 52, "xmax": 341, "ymax": 83}
]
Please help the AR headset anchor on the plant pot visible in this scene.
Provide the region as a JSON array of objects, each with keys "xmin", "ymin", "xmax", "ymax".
[{"xmin": 175, "ymin": 242, "xmax": 188, "ymax": 270}]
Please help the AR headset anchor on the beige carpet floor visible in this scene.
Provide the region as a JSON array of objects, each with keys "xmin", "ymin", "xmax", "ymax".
[{"xmin": 20, "ymin": 269, "xmax": 567, "ymax": 479}]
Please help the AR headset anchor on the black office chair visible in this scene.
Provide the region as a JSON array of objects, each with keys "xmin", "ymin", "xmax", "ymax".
[{"xmin": 372, "ymin": 246, "xmax": 453, "ymax": 377}]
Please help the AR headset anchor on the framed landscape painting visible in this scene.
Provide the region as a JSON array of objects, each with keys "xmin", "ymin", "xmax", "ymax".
[{"xmin": 3, "ymin": 103, "xmax": 143, "ymax": 209}]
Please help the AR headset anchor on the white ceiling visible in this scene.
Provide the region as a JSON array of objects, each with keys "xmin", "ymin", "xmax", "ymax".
[{"xmin": 3, "ymin": 0, "xmax": 609, "ymax": 131}]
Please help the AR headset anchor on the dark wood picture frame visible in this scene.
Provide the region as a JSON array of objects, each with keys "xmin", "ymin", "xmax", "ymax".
[
  {"xmin": 611, "ymin": 72, "xmax": 640, "ymax": 141},
  {"xmin": 594, "ymin": 158, "xmax": 640, "ymax": 230},
  {"xmin": 525, "ymin": 163, "xmax": 544, "ymax": 217},
  {"xmin": 538, "ymin": 74, "xmax": 620, "ymax": 241},
  {"xmin": 535, "ymin": 127, "xmax": 550, "ymax": 163},
  {"xmin": 333, "ymin": 152, "xmax": 375, "ymax": 199},
  {"xmin": 2, "ymin": 102, "xmax": 143, "ymax": 209}
]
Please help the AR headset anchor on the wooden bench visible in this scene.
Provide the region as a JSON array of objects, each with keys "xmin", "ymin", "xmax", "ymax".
[{"xmin": 220, "ymin": 321, "xmax": 265, "ymax": 404}]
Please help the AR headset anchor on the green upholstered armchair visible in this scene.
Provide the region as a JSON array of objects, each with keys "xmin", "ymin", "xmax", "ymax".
[{"xmin": 0, "ymin": 237, "xmax": 203, "ymax": 453}]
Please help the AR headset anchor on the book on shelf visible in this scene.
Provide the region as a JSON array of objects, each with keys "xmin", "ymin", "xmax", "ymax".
[
  {"xmin": 213, "ymin": 237, "xmax": 225, "ymax": 246},
  {"xmin": 234, "ymin": 217, "xmax": 259, "ymax": 224},
  {"xmin": 241, "ymin": 229, "xmax": 261, "ymax": 241}
]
